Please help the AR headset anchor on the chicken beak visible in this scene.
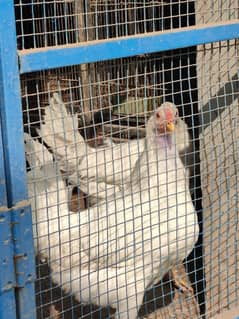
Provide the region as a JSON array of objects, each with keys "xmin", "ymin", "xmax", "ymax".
[{"xmin": 166, "ymin": 122, "xmax": 175, "ymax": 132}]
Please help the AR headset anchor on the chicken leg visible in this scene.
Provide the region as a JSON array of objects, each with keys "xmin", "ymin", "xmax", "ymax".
[{"xmin": 171, "ymin": 268, "xmax": 193, "ymax": 294}]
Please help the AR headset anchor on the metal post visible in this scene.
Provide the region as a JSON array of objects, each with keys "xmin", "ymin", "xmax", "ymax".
[
  {"xmin": 0, "ymin": 1, "xmax": 36, "ymax": 319},
  {"xmin": 0, "ymin": 116, "xmax": 16, "ymax": 319}
]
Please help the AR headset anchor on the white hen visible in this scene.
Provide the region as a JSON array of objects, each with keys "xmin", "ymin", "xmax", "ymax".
[
  {"xmin": 38, "ymin": 94, "xmax": 192, "ymax": 203},
  {"xmin": 25, "ymin": 134, "xmax": 94, "ymax": 275},
  {"xmin": 27, "ymin": 103, "xmax": 199, "ymax": 319},
  {"xmin": 37, "ymin": 93, "xmax": 121, "ymax": 202}
]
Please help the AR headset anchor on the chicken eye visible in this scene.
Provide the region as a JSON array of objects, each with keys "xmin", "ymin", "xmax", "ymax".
[{"xmin": 156, "ymin": 112, "xmax": 161, "ymax": 119}]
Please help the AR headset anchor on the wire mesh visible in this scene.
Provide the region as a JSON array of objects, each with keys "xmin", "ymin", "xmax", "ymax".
[
  {"xmin": 14, "ymin": 1, "xmax": 238, "ymax": 50},
  {"xmin": 22, "ymin": 37, "xmax": 239, "ymax": 318},
  {"xmin": 198, "ymin": 39, "xmax": 239, "ymax": 318},
  {"xmin": 22, "ymin": 48, "xmax": 201, "ymax": 319}
]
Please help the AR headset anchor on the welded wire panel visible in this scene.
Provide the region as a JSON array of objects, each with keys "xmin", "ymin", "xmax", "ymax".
[
  {"xmin": 196, "ymin": 0, "xmax": 239, "ymax": 24},
  {"xmin": 14, "ymin": 1, "xmax": 187, "ymax": 49},
  {"xmin": 15, "ymin": 1, "xmax": 238, "ymax": 50},
  {"xmin": 22, "ymin": 49, "xmax": 203, "ymax": 318},
  {"xmin": 198, "ymin": 39, "xmax": 239, "ymax": 318}
]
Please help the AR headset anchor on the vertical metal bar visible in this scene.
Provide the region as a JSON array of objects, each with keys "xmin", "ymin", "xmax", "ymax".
[
  {"xmin": 0, "ymin": 117, "xmax": 17, "ymax": 319},
  {"xmin": 75, "ymin": 1, "xmax": 94, "ymax": 121},
  {"xmin": 0, "ymin": 1, "xmax": 27, "ymax": 205},
  {"xmin": 30, "ymin": 0, "xmax": 37, "ymax": 48},
  {"xmin": 0, "ymin": 207, "xmax": 17, "ymax": 319},
  {"xmin": 0, "ymin": 120, "xmax": 7, "ymax": 207},
  {"xmin": 0, "ymin": 2, "xmax": 36, "ymax": 319},
  {"xmin": 12, "ymin": 205, "xmax": 36, "ymax": 319}
]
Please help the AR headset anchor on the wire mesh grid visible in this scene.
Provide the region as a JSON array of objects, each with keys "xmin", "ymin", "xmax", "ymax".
[
  {"xmin": 198, "ymin": 39, "xmax": 239, "ymax": 318},
  {"xmin": 14, "ymin": 1, "xmax": 238, "ymax": 50},
  {"xmin": 21, "ymin": 38, "xmax": 239, "ymax": 318},
  {"xmin": 22, "ymin": 48, "xmax": 202, "ymax": 319}
]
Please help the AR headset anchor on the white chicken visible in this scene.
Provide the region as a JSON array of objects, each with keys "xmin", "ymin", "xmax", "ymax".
[
  {"xmin": 36, "ymin": 93, "xmax": 122, "ymax": 203},
  {"xmin": 27, "ymin": 102, "xmax": 199, "ymax": 319},
  {"xmin": 25, "ymin": 134, "xmax": 96, "ymax": 277},
  {"xmin": 38, "ymin": 94, "xmax": 192, "ymax": 203}
]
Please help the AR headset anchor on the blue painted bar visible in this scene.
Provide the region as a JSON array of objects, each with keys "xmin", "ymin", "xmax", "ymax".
[
  {"xmin": 0, "ymin": 1, "xmax": 36, "ymax": 319},
  {"xmin": 0, "ymin": 123, "xmax": 16, "ymax": 319},
  {"xmin": 12, "ymin": 205, "xmax": 36, "ymax": 319},
  {"xmin": 0, "ymin": 121, "xmax": 7, "ymax": 207},
  {"xmin": 19, "ymin": 20, "xmax": 239, "ymax": 73},
  {"xmin": 0, "ymin": 1, "xmax": 28, "ymax": 205},
  {"xmin": 0, "ymin": 208, "xmax": 17, "ymax": 319},
  {"xmin": 0, "ymin": 3, "xmax": 19, "ymax": 319}
]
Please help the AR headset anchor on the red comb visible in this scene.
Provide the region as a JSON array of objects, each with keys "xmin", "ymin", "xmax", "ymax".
[{"xmin": 165, "ymin": 108, "xmax": 173, "ymax": 121}]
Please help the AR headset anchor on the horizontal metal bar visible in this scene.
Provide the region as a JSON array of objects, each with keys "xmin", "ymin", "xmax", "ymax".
[{"xmin": 19, "ymin": 20, "xmax": 239, "ymax": 74}]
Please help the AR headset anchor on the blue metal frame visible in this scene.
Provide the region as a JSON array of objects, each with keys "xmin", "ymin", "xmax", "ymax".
[
  {"xmin": 19, "ymin": 20, "xmax": 239, "ymax": 74},
  {"xmin": 0, "ymin": 1, "xmax": 28, "ymax": 205},
  {"xmin": 0, "ymin": 119, "xmax": 16, "ymax": 319},
  {"xmin": 0, "ymin": 1, "xmax": 36, "ymax": 319},
  {"xmin": 0, "ymin": 1, "xmax": 238, "ymax": 318},
  {"xmin": 0, "ymin": 120, "xmax": 7, "ymax": 208}
]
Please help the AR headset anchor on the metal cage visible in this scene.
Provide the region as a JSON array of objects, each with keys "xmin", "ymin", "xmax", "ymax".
[{"xmin": 0, "ymin": 1, "xmax": 239, "ymax": 319}]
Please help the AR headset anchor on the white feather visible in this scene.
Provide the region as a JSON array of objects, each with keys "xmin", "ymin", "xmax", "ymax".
[
  {"xmin": 24, "ymin": 133, "xmax": 53, "ymax": 167},
  {"xmin": 27, "ymin": 104, "xmax": 199, "ymax": 319},
  {"xmin": 26, "ymin": 136, "xmax": 94, "ymax": 277},
  {"xmin": 36, "ymin": 93, "xmax": 88, "ymax": 173},
  {"xmin": 37, "ymin": 94, "xmax": 192, "ymax": 202}
]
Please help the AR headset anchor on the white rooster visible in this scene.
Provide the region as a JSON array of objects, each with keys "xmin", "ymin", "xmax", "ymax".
[
  {"xmin": 38, "ymin": 94, "xmax": 192, "ymax": 203},
  {"xmin": 27, "ymin": 102, "xmax": 199, "ymax": 319}
]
